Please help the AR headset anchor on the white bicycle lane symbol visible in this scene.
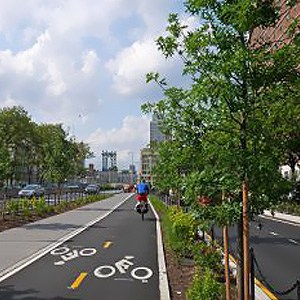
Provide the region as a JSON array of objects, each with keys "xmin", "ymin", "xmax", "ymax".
[
  {"xmin": 94, "ymin": 256, "xmax": 153, "ymax": 283},
  {"xmin": 51, "ymin": 246, "xmax": 97, "ymax": 266},
  {"xmin": 51, "ymin": 247, "xmax": 153, "ymax": 283}
]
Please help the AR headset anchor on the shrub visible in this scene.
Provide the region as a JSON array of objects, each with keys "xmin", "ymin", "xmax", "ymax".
[
  {"xmin": 33, "ymin": 197, "xmax": 48, "ymax": 217},
  {"xmin": 6, "ymin": 200, "xmax": 20, "ymax": 216},
  {"xmin": 186, "ymin": 268, "xmax": 223, "ymax": 300},
  {"xmin": 151, "ymin": 196, "xmax": 168, "ymax": 214},
  {"xmin": 193, "ymin": 242, "xmax": 223, "ymax": 275},
  {"xmin": 167, "ymin": 206, "xmax": 197, "ymax": 258},
  {"xmin": 275, "ymin": 201, "xmax": 300, "ymax": 216},
  {"xmin": 21, "ymin": 199, "xmax": 32, "ymax": 218}
]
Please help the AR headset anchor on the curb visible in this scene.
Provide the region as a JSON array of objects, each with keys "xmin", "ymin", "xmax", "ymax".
[
  {"xmin": 263, "ymin": 210, "xmax": 300, "ymax": 226},
  {"xmin": 202, "ymin": 231, "xmax": 277, "ymax": 300},
  {"xmin": 150, "ymin": 201, "xmax": 171, "ymax": 300}
]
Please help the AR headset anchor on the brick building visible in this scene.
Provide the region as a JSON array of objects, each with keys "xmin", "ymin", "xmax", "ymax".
[{"xmin": 251, "ymin": 1, "xmax": 300, "ymax": 48}]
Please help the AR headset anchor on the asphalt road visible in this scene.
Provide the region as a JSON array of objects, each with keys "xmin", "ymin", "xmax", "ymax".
[
  {"xmin": 215, "ymin": 216, "xmax": 300, "ymax": 300},
  {"xmin": 0, "ymin": 197, "xmax": 160, "ymax": 300}
]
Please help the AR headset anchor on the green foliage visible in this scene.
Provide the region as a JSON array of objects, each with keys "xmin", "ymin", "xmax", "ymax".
[
  {"xmin": 21, "ymin": 199, "xmax": 32, "ymax": 218},
  {"xmin": 6, "ymin": 200, "xmax": 20, "ymax": 216},
  {"xmin": 0, "ymin": 145, "xmax": 10, "ymax": 181},
  {"xmin": 100, "ymin": 184, "xmax": 114, "ymax": 191},
  {"xmin": 193, "ymin": 242, "xmax": 223, "ymax": 274},
  {"xmin": 186, "ymin": 267, "xmax": 224, "ymax": 300},
  {"xmin": 193, "ymin": 200, "xmax": 241, "ymax": 230},
  {"xmin": 167, "ymin": 207, "xmax": 197, "ymax": 258},
  {"xmin": 33, "ymin": 197, "xmax": 48, "ymax": 217},
  {"xmin": 150, "ymin": 196, "xmax": 168, "ymax": 214},
  {"xmin": 0, "ymin": 106, "xmax": 92, "ymax": 186},
  {"xmin": 274, "ymin": 201, "xmax": 300, "ymax": 216},
  {"xmin": 142, "ymin": 0, "xmax": 300, "ymax": 226},
  {"xmin": 0, "ymin": 106, "xmax": 36, "ymax": 183}
]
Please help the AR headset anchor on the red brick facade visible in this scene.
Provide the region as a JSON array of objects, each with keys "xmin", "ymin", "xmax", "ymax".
[{"xmin": 251, "ymin": 1, "xmax": 300, "ymax": 48}]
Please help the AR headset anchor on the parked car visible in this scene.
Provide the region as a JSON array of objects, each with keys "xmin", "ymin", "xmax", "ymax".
[
  {"xmin": 84, "ymin": 184, "xmax": 100, "ymax": 194},
  {"xmin": 18, "ymin": 184, "xmax": 45, "ymax": 199}
]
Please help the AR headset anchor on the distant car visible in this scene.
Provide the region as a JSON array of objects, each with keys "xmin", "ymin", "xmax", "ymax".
[
  {"xmin": 18, "ymin": 184, "xmax": 45, "ymax": 199},
  {"xmin": 65, "ymin": 184, "xmax": 81, "ymax": 192},
  {"xmin": 84, "ymin": 184, "xmax": 100, "ymax": 194}
]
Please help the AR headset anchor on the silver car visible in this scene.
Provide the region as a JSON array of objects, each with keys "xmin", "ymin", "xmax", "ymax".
[
  {"xmin": 18, "ymin": 184, "xmax": 45, "ymax": 199},
  {"xmin": 84, "ymin": 184, "xmax": 100, "ymax": 194}
]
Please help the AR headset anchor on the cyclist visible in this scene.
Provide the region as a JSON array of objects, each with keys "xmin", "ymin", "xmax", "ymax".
[{"xmin": 135, "ymin": 179, "xmax": 149, "ymax": 213}]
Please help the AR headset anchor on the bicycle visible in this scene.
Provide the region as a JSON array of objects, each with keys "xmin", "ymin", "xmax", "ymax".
[{"xmin": 135, "ymin": 194, "xmax": 149, "ymax": 221}]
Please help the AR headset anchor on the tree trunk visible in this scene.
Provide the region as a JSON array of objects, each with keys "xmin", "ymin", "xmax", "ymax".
[
  {"xmin": 236, "ymin": 213, "xmax": 244, "ymax": 300},
  {"xmin": 243, "ymin": 180, "xmax": 250, "ymax": 300},
  {"xmin": 223, "ymin": 225, "xmax": 231, "ymax": 300}
]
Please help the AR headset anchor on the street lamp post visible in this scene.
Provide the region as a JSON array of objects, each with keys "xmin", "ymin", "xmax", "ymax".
[{"xmin": 128, "ymin": 152, "xmax": 134, "ymax": 184}]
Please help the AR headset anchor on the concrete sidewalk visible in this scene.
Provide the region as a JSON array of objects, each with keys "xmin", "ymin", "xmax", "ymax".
[
  {"xmin": 264, "ymin": 209, "xmax": 300, "ymax": 225},
  {"xmin": 0, "ymin": 193, "xmax": 132, "ymax": 280}
]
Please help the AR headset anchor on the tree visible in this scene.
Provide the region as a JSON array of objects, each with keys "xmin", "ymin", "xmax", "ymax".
[
  {"xmin": 36, "ymin": 124, "xmax": 92, "ymax": 185},
  {"xmin": 0, "ymin": 144, "xmax": 10, "ymax": 183},
  {"xmin": 0, "ymin": 106, "xmax": 36, "ymax": 185},
  {"xmin": 143, "ymin": 1, "xmax": 300, "ymax": 298}
]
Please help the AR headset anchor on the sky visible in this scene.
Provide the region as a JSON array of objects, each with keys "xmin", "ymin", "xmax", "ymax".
[{"xmin": 0, "ymin": 0, "xmax": 193, "ymax": 171}]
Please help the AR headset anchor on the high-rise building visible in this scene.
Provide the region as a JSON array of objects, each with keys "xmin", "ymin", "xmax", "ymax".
[
  {"xmin": 150, "ymin": 113, "xmax": 165, "ymax": 143},
  {"xmin": 140, "ymin": 114, "xmax": 168, "ymax": 186},
  {"xmin": 140, "ymin": 147, "xmax": 158, "ymax": 186},
  {"xmin": 101, "ymin": 151, "xmax": 117, "ymax": 171}
]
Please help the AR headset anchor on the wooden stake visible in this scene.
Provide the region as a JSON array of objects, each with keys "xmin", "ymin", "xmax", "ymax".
[
  {"xmin": 223, "ymin": 225, "xmax": 231, "ymax": 300},
  {"xmin": 242, "ymin": 180, "xmax": 249, "ymax": 300}
]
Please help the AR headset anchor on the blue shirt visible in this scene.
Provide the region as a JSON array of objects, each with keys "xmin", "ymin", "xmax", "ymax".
[{"xmin": 136, "ymin": 182, "xmax": 149, "ymax": 194}]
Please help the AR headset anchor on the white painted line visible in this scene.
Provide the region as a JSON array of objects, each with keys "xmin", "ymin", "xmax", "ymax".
[
  {"xmin": 264, "ymin": 210, "xmax": 300, "ymax": 225},
  {"xmin": 114, "ymin": 278, "xmax": 134, "ymax": 281},
  {"xmin": 0, "ymin": 194, "xmax": 133, "ymax": 283},
  {"xmin": 260, "ymin": 215, "xmax": 300, "ymax": 228},
  {"xmin": 150, "ymin": 200, "xmax": 171, "ymax": 300},
  {"xmin": 269, "ymin": 231, "xmax": 279, "ymax": 236},
  {"xmin": 288, "ymin": 238, "xmax": 298, "ymax": 245}
]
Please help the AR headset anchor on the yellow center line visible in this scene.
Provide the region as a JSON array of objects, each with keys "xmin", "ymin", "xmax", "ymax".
[
  {"xmin": 103, "ymin": 241, "xmax": 112, "ymax": 248},
  {"xmin": 70, "ymin": 272, "xmax": 88, "ymax": 290}
]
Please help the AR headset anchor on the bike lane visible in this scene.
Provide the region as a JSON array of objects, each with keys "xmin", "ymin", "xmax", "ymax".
[{"xmin": 0, "ymin": 196, "xmax": 160, "ymax": 300}]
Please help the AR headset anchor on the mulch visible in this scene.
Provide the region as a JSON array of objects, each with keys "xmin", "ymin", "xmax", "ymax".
[
  {"xmin": 0, "ymin": 213, "xmax": 54, "ymax": 232},
  {"xmin": 164, "ymin": 246, "xmax": 195, "ymax": 300}
]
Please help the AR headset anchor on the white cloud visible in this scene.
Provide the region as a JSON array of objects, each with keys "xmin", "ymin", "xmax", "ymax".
[
  {"xmin": 106, "ymin": 37, "xmax": 176, "ymax": 95},
  {"xmin": 2, "ymin": 94, "xmax": 19, "ymax": 107},
  {"xmin": 81, "ymin": 50, "xmax": 100, "ymax": 75},
  {"xmin": 0, "ymin": 0, "xmax": 187, "ymax": 170}
]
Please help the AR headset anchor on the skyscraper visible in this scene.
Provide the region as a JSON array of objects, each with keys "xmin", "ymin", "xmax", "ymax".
[{"xmin": 150, "ymin": 113, "xmax": 165, "ymax": 143}]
